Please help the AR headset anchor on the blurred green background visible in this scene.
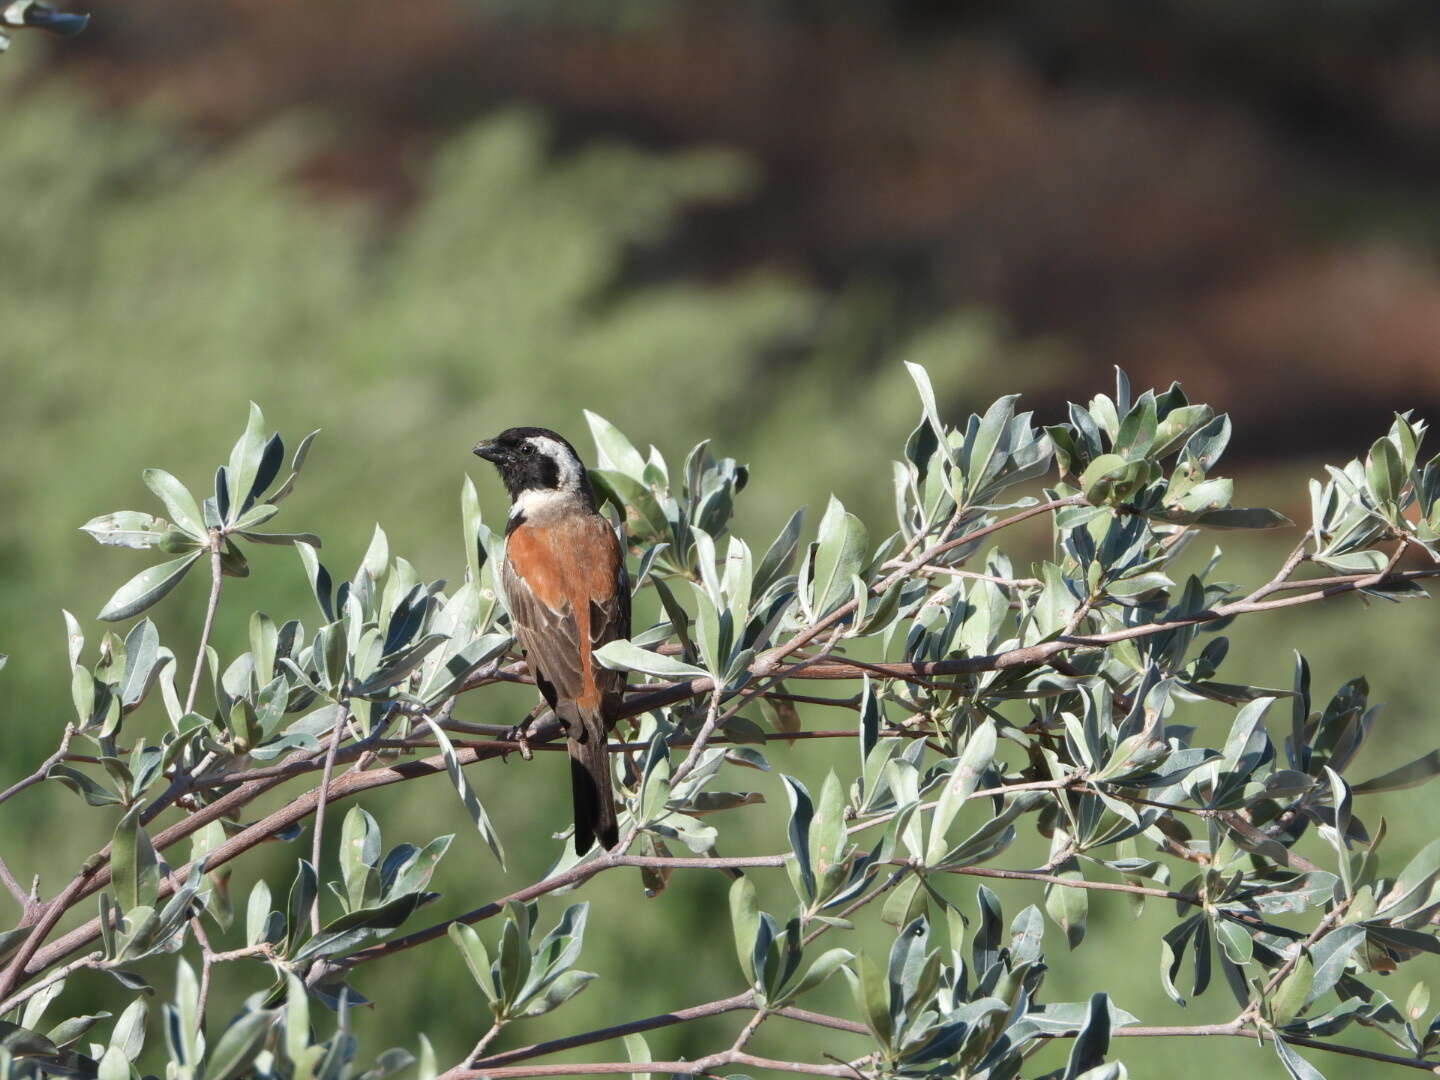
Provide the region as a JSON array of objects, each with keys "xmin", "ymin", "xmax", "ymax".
[{"xmin": 4, "ymin": 2, "xmax": 1440, "ymax": 1076}]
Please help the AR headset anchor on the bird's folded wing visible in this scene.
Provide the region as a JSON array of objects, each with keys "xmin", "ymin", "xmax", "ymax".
[
  {"xmin": 589, "ymin": 541, "xmax": 630, "ymax": 706},
  {"xmin": 503, "ymin": 557, "xmax": 587, "ymax": 704}
]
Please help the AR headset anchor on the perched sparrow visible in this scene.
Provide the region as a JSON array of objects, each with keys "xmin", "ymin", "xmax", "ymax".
[{"xmin": 472, "ymin": 427, "xmax": 629, "ymax": 853}]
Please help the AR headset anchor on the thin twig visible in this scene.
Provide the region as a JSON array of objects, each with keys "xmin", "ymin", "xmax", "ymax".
[
  {"xmin": 888, "ymin": 564, "xmax": 1042, "ymax": 587},
  {"xmin": 0, "ymin": 862, "xmax": 106, "ymax": 1001},
  {"xmin": 671, "ymin": 686, "xmax": 724, "ymax": 787},
  {"xmin": 0, "ymin": 859, "xmax": 30, "ymax": 916},
  {"xmin": 140, "ymin": 536, "xmax": 228, "ymax": 824},
  {"xmin": 772, "ymin": 1006, "xmax": 869, "ymax": 1037},
  {"xmin": 185, "ymin": 538, "xmax": 225, "ymax": 716},
  {"xmin": 192, "ymin": 915, "xmax": 216, "ymax": 1027},
  {"xmin": 0, "ymin": 950, "xmax": 104, "ymax": 1016},
  {"xmin": 1240, "ymin": 896, "xmax": 1354, "ymax": 1026},
  {"xmin": 466, "ymin": 1020, "xmax": 506, "ymax": 1065},
  {"xmin": 449, "ymin": 1052, "xmax": 861, "ymax": 1078},
  {"xmin": 309, "ymin": 705, "xmax": 348, "ymax": 934},
  {"xmin": 0, "ymin": 724, "xmax": 75, "ymax": 811},
  {"xmin": 729, "ymin": 1009, "xmax": 769, "ymax": 1053},
  {"xmin": 671, "ymin": 625, "xmax": 845, "ymax": 786},
  {"xmin": 465, "ymin": 992, "xmax": 754, "ymax": 1071},
  {"xmin": 803, "ymin": 867, "xmax": 909, "ymax": 947}
]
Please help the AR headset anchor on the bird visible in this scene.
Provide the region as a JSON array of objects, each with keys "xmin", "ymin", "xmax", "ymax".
[{"xmin": 472, "ymin": 427, "xmax": 629, "ymax": 854}]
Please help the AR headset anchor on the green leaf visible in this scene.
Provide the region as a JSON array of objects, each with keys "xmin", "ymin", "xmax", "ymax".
[
  {"xmin": 808, "ymin": 496, "xmax": 868, "ymax": 620},
  {"xmin": 231, "ymin": 503, "xmax": 278, "ymax": 531},
  {"xmin": 623, "ymin": 1032, "xmax": 652, "ymax": 1080},
  {"xmin": 340, "ymin": 807, "xmax": 381, "ymax": 912},
  {"xmin": 461, "ymin": 476, "xmax": 485, "ymax": 587},
  {"xmin": 239, "ymin": 529, "xmax": 322, "ymax": 547},
  {"xmin": 225, "ymin": 402, "xmax": 268, "ymax": 521},
  {"xmin": 22, "ymin": 977, "xmax": 65, "ymax": 1032},
  {"xmin": 1191, "ymin": 507, "xmax": 1293, "ymax": 530},
  {"xmin": 518, "ymin": 969, "xmax": 596, "ymax": 1017},
  {"xmin": 109, "ymin": 997, "xmax": 148, "ymax": 1062},
  {"xmin": 142, "ymin": 468, "xmax": 207, "ymax": 538},
  {"xmin": 286, "ymin": 859, "xmax": 318, "ymax": 955},
  {"xmin": 1154, "ymin": 403, "xmax": 1215, "ymax": 457},
  {"xmin": 110, "ymin": 805, "xmax": 158, "ymax": 911},
  {"xmin": 1407, "ymin": 980, "xmax": 1430, "ymax": 1022},
  {"xmin": 881, "ymin": 875, "xmax": 927, "ymax": 929},
  {"xmin": 1113, "ymin": 393, "xmax": 1158, "ymax": 461},
  {"xmin": 354, "ymin": 634, "xmax": 448, "ymax": 696},
  {"xmin": 282, "ymin": 971, "xmax": 313, "ymax": 1078},
  {"xmin": 1352, "ymin": 750, "xmax": 1440, "ymax": 794},
  {"xmin": 1062, "ymin": 993, "xmax": 1112, "ymax": 1080},
  {"xmin": 1080, "ymin": 453, "xmax": 1145, "ymax": 504},
  {"xmin": 904, "ymin": 361, "xmax": 949, "ymax": 452},
  {"xmin": 271, "ymin": 429, "xmax": 321, "ymax": 505},
  {"xmin": 584, "ymin": 411, "xmax": 647, "ymax": 478},
  {"xmin": 808, "ymin": 771, "xmax": 848, "ymax": 900},
  {"xmin": 781, "ymin": 776, "xmax": 816, "ymax": 903},
  {"xmin": 926, "ymin": 718, "xmax": 996, "ymax": 865},
  {"xmin": 850, "ymin": 952, "xmax": 893, "ymax": 1047},
  {"xmin": 174, "ymin": 958, "xmax": 200, "ymax": 1063},
  {"xmin": 97, "ymin": 1046, "xmax": 129, "ymax": 1080},
  {"xmin": 246, "ymin": 880, "xmax": 274, "ymax": 948},
  {"xmin": 46, "ymin": 764, "xmax": 121, "ymax": 807},
  {"xmin": 1159, "ymin": 915, "xmax": 1200, "ymax": 1006},
  {"xmin": 1305, "ymin": 924, "xmax": 1364, "ymax": 1007},
  {"xmin": 449, "ymin": 922, "xmax": 499, "ymax": 1004},
  {"xmin": 1045, "ymin": 850, "xmax": 1089, "ymax": 951},
  {"xmin": 416, "ymin": 1035, "xmax": 437, "ymax": 1080},
  {"xmin": 754, "ymin": 509, "xmax": 804, "ymax": 596},
  {"xmin": 1273, "ymin": 1036, "xmax": 1327, "ymax": 1080},
  {"xmin": 1270, "ymin": 954, "xmax": 1314, "ymax": 1026},
  {"xmin": 97, "ymin": 552, "xmax": 203, "ymax": 622},
  {"xmin": 1367, "ymin": 435, "xmax": 1404, "ymax": 508},
  {"xmin": 361, "ymin": 523, "xmax": 389, "ymax": 581},
  {"xmin": 381, "ymin": 835, "xmax": 453, "ymax": 900},
  {"xmin": 1182, "ymin": 414, "xmax": 1232, "ymax": 472},
  {"xmin": 47, "ymin": 1012, "xmax": 112, "ymax": 1049},
  {"xmin": 119, "ymin": 620, "xmax": 162, "ymax": 709},
  {"xmin": 421, "ymin": 715, "xmax": 504, "ymax": 867},
  {"xmin": 785, "ymin": 947, "xmax": 853, "ymax": 1002},
  {"xmin": 498, "ymin": 902, "xmax": 533, "ymax": 1008},
  {"xmin": 728, "ymin": 876, "xmax": 760, "ymax": 985},
  {"xmin": 81, "ymin": 511, "xmax": 168, "ymax": 549},
  {"xmin": 1215, "ymin": 919, "xmax": 1254, "ymax": 966},
  {"xmin": 296, "ymin": 542, "xmax": 334, "ymax": 621},
  {"xmin": 205, "ymin": 1008, "xmax": 273, "ymax": 1080},
  {"xmin": 688, "ymin": 580, "xmax": 722, "ymax": 676},
  {"xmin": 593, "ymin": 639, "xmax": 709, "ymax": 680},
  {"xmin": 1378, "ymin": 838, "xmax": 1440, "ymax": 917}
]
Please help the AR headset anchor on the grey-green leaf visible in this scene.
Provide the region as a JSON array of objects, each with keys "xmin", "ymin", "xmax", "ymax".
[
  {"xmin": 142, "ymin": 469, "xmax": 207, "ymax": 538},
  {"xmin": 594, "ymin": 639, "xmax": 709, "ymax": 680},
  {"xmin": 98, "ymin": 552, "xmax": 203, "ymax": 622},
  {"xmin": 81, "ymin": 511, "xmax": 168, "ymax": 549}
]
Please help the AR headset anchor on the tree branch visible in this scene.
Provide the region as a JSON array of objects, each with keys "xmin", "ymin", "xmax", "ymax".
[
  {"xmin": 309, "ymin": 705, "xmax": 348, "ymax": 934},
  {"xmin": 464, "ymin": 992, "xmax": 756, "ymax": 1072}
]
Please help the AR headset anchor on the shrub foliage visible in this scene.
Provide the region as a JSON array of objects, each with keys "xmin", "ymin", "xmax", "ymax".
[{"xmin": 3, "ymin": 367, "xmax": 1440, "ymax": 1079}]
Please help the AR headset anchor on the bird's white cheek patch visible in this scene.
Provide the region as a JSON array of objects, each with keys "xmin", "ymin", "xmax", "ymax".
[{"xmin": 528, "ymin": 435, "xmax": 583, "ymax": 492}]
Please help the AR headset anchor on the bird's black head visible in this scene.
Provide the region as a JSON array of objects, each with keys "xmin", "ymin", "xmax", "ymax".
[{"xmin": 472, "ymin": 427, "xmax": 595, "ymax": 510}]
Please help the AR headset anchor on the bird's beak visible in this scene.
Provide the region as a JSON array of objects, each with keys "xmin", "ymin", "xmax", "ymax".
[{"xmin": 472, "ymin": 439, "xmax": 505, "ymax": 463}]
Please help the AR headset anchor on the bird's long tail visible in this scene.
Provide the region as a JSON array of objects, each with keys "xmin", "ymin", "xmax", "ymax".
[{"xmin": 567, "ymin": 704, "xmax": 619, "ymax": 855}]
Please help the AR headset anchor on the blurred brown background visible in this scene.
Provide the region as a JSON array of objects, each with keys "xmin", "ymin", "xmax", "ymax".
[
  {"xmin": 5, "ymin": 2, "xmax": 1440, "ymax": 1077},
  {"xmin": 53, "ymin": 0, "xmax": 1440, "ymax": 447}
]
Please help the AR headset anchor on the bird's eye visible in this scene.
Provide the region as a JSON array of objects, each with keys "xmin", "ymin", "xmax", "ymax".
[{"xmin": 520, "ymin": 444, "xmax": 535, "ymax": 456}]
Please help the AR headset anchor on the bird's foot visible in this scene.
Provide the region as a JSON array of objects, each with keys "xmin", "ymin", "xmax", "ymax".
[{"xmin": 504, "ymin": 716, "xmax": 535, "ymax": 761}]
